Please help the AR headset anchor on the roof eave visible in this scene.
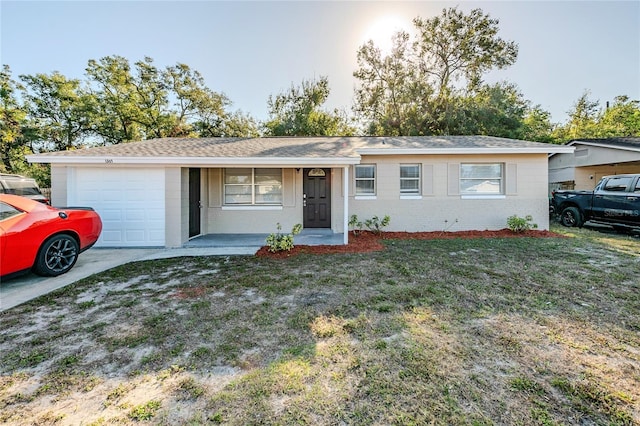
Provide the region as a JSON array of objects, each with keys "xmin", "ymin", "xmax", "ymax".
[
  {"xmin": 356, "ymin": 147, "xmax": 575, "ymax": 155},
  {"xmin": 567, "ymin": 140, "xmax": 640, "ymax": 152},
  {"xmin": 26, "ymin": 155, "xmax": 361, "ymax": 166}
]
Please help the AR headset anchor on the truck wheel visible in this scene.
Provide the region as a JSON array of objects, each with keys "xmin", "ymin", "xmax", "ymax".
[{"xmin": 560, "ymin": 207, "xmax": 583, "ymax": 228}]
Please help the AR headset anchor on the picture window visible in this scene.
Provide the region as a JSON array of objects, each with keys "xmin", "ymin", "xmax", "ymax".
[
  {"xmin": 460, "ymin": 163, "xmax": 503, "ymax": 195},
  {"xmin": 224, "ymin": 168, "xmax": 283, "ymax": 205}
]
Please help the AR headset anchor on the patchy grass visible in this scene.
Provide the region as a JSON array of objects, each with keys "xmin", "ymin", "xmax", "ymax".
[
  {"xmin": 128, "ymin": 399, "xmax": 162, "ymax": 421},
  {"xmin": 1, "ymin": 224, "xmax": 639, "ymax": 424}
]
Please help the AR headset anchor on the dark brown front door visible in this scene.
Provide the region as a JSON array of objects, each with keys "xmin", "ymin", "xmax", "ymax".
[
  {"xmin": 303, "ymin": 168, "xmax": 331, "ymax": 228},
  {"xmin": 188, "ymin": 168, "xmax": 201, "ymax": 238}
]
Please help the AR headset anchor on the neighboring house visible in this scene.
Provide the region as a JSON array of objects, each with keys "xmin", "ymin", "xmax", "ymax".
[
  {"xmin": 27, "ymin": 136, "xmax": 572, "ymax": 248},
  {"xmin": 549, "ymin": 138, "xmax": 640, "ymax": 191}
]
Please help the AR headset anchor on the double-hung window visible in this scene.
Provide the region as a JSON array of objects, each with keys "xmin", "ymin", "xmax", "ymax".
[
  {"xmin": 400, "ymin": 164, "xmax": 420, "ymax": 195},
  {"xmin": 355, "ymin": 164, "xmax": 376, "ymax": 196},
  {"xmin": 224, "ymin": 168, "xmax": 283, "ymax": 205},
  {"xmin": 460, "ymin": 163, "xmax": 503, "ymax": 195}
]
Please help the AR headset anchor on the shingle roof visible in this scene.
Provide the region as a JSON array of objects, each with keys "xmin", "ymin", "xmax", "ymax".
[
  {"xmin": 354, "ymin": 135, "xmax": 561, "ymax": 150},
  {"xmin": 32, "ymin": 137, "xmax": 359, "ymax": 158},
  {"xmin": 27, "ymin": 136, "xmax": 573, "ymax": 165},
  {"xmin": 570, "ymin": 137, "xmax": 640, "ymax": 150}
]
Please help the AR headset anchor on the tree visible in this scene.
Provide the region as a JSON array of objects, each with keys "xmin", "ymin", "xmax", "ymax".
[
  {"xmin": 0, "ymin": 65, "xmax": 28, "ymax": 171},
  {"xmin": 131, "ymin": 57, "xmax": 172, "ymax": 139},
  {"xmin": 455, "ymin": 82, "xmax": 538, "ymax": 139},
  {"xmin": 85, "ymin": 55, "xmax": 143, "ymax": 144},
  {"xmin": 598, "ymin": 95, "xmax": 640, "ymax": 137},
  {"xmin": 353, "ymin": 7, "xmax": 519, "ymax": 136},
  {"xmin": 553, "ymin": 93, "xmax": 640, "ymax": 142},
  {"xmin": 354, "ymin": 33, "xmax": 433, "ymax": 136},
  {"xmin": 86, "ymin": 56, "xmax": 259, "ymax": 142},
  {"xmin": 210, "ymin": 110, "xmax": 260, "ymax": 138},
  {"xmin": 521, "ymin": 106, "xmax": 557, "ymax": 143},
  {"xmin": 556, "ymin": 91, "xmax": 600, "ymax": 141},
  {"xmin": 165, "ymin": 62, "xmax": 225, "ymax": 137},
  {"xmin": 166, "ymin": 63, "xmax": 258, "ymax": 137},
  {"xmin": 413, "ymin": 7, "xmax": 518, "ymax": 97},
  {"xmin": 19, "ymin": 72, "xmax": 94, "ymax": 151},
  {"xmin": 265, "ymin": 76, "xmax": 356, "ymax": 136},
  {"xmin": 86, "ymin": 55, "xmax": 185, "ymax": 142},
  {"xmin": 0, "ymin": 65, "xmax": 50, "ymax": 183}
]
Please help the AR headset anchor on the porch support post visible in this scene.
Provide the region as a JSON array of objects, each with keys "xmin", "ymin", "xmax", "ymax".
[{"xmin": 343, "ymin": 165, "xmax": 349, "ymax": 245}]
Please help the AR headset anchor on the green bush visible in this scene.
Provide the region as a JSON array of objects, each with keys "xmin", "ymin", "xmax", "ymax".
[
  {"xmin": 507, "ymin": 215, "xmax": 538, "ymax": 233},
  {"xmin": 365, "ymin": 215, "xmax": 391, "ymax": 234},
  {"xmin": 266, "ymin": 223, "xmax": 303, "ymax": 252},
  {"xmin": 348, "ymin": 214, "xmax": 364, "ymax": 235},
  {"xmin": 349, "ymin": 214, "xmax": 390, "ymax": 235}
]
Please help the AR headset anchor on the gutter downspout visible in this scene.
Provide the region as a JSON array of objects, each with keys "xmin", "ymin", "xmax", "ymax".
[{"xmin": 343, "ymin": 165, "xmax": 349, "ymax": 245}]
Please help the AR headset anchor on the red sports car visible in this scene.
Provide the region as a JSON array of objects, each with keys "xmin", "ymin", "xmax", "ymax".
[{"xmin": 0, "ymin": 194, "xmax": 102, "ymax": 278}]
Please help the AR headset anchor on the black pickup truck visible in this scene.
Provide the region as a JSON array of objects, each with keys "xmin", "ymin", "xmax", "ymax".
[{"xmin": 552, "ymin": 174, "xmax": 640, "ymax": 232}]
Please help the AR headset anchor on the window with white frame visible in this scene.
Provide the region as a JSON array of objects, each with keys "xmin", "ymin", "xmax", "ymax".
[
  {"xmin": 355, "ymin": 164, "xmax": 376, "ymax": 196},
  {"xmin": 460, "ymin": 163, "xmax": 503, "ymax": 195},
  {"xmin": 224, "ymin": 168, "xmax": 283, "ymax": 205},
  {"xmin": 400, "ymin": 164, "xmax": 420, "ymax": 195}
]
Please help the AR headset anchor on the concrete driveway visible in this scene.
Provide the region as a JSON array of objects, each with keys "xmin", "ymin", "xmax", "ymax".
[{"xmin": 0, "ymin": 246, "xmax": 257, "ymax": 312}]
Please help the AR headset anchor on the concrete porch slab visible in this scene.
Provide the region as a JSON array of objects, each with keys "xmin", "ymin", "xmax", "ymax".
[{"xmin": 184, "ymin": 228, "xmax": 344, "ymax": 248}]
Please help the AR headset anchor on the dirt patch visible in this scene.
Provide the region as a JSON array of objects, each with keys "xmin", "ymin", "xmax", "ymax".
[
  {"xmin": 256, "ymin": 229, "xmax": 565, "ymax": 257},
  {"xmin": 173, "ymin": 286, "xmax": 209, "ymax": 299}
]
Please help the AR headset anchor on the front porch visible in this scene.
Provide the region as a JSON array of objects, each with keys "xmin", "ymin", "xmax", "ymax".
[
  {"xmin": 182, "ymin": 166, "xmax": 351, "ymax": 248},
  {"xmin": 184, "ymin": 228, "xmax": 345, "ymax": 248}
]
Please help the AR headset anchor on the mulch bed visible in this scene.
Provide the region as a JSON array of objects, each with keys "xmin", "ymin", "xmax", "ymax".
[{"xmin": 255, "ymin": 229, "xmax": 565, "ymax": 258}]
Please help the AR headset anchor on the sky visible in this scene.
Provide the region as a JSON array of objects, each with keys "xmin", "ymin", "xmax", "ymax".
[{"xmin": 1, "ymin": 0, "xmax": 639, "ymax": 125}]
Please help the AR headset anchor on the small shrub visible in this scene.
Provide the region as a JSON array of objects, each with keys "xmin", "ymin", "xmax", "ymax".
[
  {"xmin": 350, "ymin": 214, "xmax": 390, "ymax": 236},
  {"xmin": 364, "ymin": 215, "xmax": 391, "ymax": 234},
  {"xmin": 265, "ymin": 223, "xmax": 303, "ymax": 252},
  {"xmin": 507, "ymin": 215, "xmax": 538, "ymax": 233},
  {"xmin": 349, "ymin": 214, "xmax": 364, "ymax": 235}
]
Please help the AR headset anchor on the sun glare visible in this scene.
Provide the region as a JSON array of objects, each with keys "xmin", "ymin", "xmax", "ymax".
[{"xmin": 361, "ymin": 15, "xmax": 411, "ymax": 54}]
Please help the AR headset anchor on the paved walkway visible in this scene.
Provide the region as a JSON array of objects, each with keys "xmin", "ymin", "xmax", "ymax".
[
  {"xmin": 0, "ymin": 229, "xmax": 344, "ymax": 312},
  {"xmin": 0, "ymin": 247, "xmax": 258, "ymax": 312}
]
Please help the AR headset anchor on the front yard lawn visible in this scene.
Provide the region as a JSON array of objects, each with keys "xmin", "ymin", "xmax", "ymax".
[{"xmin": 1, "ymin": 225, "xmax": 639, "ymax": 425}]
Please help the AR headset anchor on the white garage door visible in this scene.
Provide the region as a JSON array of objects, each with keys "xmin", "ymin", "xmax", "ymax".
[{"xmin": 69, "ymin": 167, "xmax": 165, "ymax": 247}]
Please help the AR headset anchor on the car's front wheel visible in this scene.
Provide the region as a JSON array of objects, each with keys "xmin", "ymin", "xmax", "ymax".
[
  {"xmin": 33, "ymin": 234, "xmax": 79, "ymax": 276},
  {"xmin": 560, "ymin": 206, "xmax": 583, "ymax": 228}
]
